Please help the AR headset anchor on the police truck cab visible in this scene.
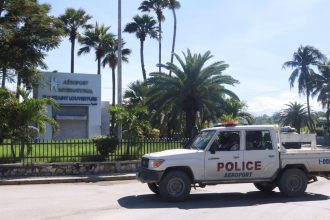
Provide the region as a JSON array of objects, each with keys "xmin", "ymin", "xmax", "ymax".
[{"xmin": 137, "ymin": 125, "xmax": 330, "ymax": 202}]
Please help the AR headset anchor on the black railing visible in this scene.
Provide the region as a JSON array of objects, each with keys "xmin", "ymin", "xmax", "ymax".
[{"xmin": 0, "ymin": 138, "xmax": 188, "ymax": 164}]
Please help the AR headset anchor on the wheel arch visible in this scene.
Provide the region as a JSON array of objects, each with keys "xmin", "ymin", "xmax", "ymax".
[
  {"xmin": 281, "ymin": 164, "xmax": 308, "ymax": 173},
  {"xmin": 163, "ymin": 166, "xmax": 195, "ymax": 182},
  {"xmin": 277, "ymin": 164, "xmax": 308, "ymax": 182}
]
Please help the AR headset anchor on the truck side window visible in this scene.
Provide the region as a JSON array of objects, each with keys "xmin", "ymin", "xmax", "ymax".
[
  {"xmin": 246, "ymin": 130, "xmax": 273, "ymax": 150},
  {"xmin": 215, "ymin": 131, "xmax": 240, "ymax": 151}
]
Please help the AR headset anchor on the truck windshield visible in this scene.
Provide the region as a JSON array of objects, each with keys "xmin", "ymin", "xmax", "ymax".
[{"xmin": 190, "ymin": 130, "xmax": 216, "ymax": 150}]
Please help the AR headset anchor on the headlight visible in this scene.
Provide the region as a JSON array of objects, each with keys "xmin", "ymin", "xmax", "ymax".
[{"xmin": 149, "ymin": 159, "xmax": 165, "ymax": 168}]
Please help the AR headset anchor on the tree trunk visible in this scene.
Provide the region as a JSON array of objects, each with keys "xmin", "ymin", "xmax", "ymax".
[
  {"xmin": 111, "ymin": 66, "xmax": 116, "ymax": 136},
  {"xmin": 140, "ymin": 40, "xmax": 146, "ymax": 81},
  {"xmin": 185, "ymin": 108, "xmax": 196, "ymax": 138},
  {"xmin": 169, "ymin": 8, "xmax": 177, "ymax": 76},
  {"xmin": 10, "ymin": 142, "xmax": 16, "ymax": 162},
  {"xmin": 70, "ymin": 38, "xmax": 75, "ymax": 73},
  {"xmin": 97, "ymin": 57, "xmax": 101, "ymax": 75},
  {"xmin": 16, "ymin": 72, "xmax": 21, "ymax": 99},
  {"xmin": 19, "ymin": 140, "xmax": 25, "ymax": 162},
  {"xmin": 112, "ymin": 67, "xmax": 116, "ymax": 106},
  {"xmin": 1, "ymin": 67, "xmax": 6, "ymax": 88},
  {"xmin": 158, "ymin": 17, "xmax": 162, "ymax": 73},
  {"xmin": 306, "ymin": 88, "xmax": 314, "ymax": 132}
]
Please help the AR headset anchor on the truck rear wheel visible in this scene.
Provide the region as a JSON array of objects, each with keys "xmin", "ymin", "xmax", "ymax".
[
  {"xmin": 278, "ymin": 168, "xmax": 307, "ymax": 197},
  {"xmin": 159, "ymin": 171, "xmax": 191, "ymax": 202},
  {"xmin": 147, "ymin": 183, "xmax": 159, "ymax": 194},
  {"xmin": 254, "ymin": 182, "xmax": 276, "ymax": 192}
]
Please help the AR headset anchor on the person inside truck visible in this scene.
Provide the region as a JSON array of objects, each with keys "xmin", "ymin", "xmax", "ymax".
[
  {"xmin": 217, "ymin": 132, "xmax": 240, "ymax": 151},
  {"xmin": 246, "ymin": 130, "xmax": 272, "ymax": 150},
  {"xmin": 246, "ymin": 131, "xmax": 262, "ymax": 150},
  {"xmin": 228, "ymin": 133, "xmax": 240, "ymax": 151}
]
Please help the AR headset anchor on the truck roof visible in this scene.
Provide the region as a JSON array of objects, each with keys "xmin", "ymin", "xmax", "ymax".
[{"xmin": 203, "ymin": 124, "xmax": 278, "ymax": 131}]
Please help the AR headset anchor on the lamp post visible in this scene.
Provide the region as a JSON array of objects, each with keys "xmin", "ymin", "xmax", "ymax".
[{"xmin": 117, "ymin": 0, "xmax": 122, "ymax": 140}]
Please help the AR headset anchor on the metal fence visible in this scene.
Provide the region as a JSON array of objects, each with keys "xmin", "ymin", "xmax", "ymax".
[{"xmin": 0, "ymin": 138, "xmax": 188, "ymax": 165}]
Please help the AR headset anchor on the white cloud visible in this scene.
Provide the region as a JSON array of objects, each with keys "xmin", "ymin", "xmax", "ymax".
[{"xmin": 247, "ymin": 91, "xmax": 322, "ymax": 116}]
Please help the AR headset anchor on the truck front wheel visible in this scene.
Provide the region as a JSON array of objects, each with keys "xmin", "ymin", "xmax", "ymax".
[
  {"xmin": 147, "ymin": 183, "xmax": 160, "ymax": 194},
  {"xmin": 278, "ymin": 168, "xmax": 307, "ymax": 197},
  {"xmin": 159, "ymin": 171, "xmax": 191, "ymax": 202},
  {"xmin": 254, "ymin": 182, "xmax": 276, "ymax": 192}
]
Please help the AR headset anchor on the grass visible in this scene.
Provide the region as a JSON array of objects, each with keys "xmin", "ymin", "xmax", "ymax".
[{"xmin": 0, "ymin": 139, "xmax": 185, "ymax": 164}]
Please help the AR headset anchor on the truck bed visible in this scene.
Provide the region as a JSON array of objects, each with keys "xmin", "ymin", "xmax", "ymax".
[{"xmin": 280, "ymin": 148, "xmax": 330, "ymax": 173}]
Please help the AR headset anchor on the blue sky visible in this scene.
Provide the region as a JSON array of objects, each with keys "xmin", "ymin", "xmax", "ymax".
[{"xmin": 39, "ymin": 0, "xmax": 330, "ymax": 116}]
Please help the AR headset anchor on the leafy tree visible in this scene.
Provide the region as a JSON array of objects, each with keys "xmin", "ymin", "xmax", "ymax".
[
  {"xmin": 221, "ymin": 99, "xmax": 255, "ymax": 125},
  {"xmin": 0, "ymin": 88, "xmax": 59, "ymax": 142},
  {"xmin": 139, "ymin": 0, "xmax": 169, "ymax": 74},
  {"xmin": 312, "ymin": 61, "xmax": 330, "ymax": 133},
  {"xmin": 78, "ymin": 23, "xmax": 115, "ymax": 75},
  {"xmin": 147, "ymin": 50, "xmax": 239, "ymax": 137},
  {"xmin": 167, "ymin": 0, "xmax": 180, "ymax": 76},
  {"xmin": 0, "ymin": 0, "xmax": 63, "ymax": 91},
  {"xmin": 59, "ymin": 8, "xmax": 92, "ymax": 73},
  {"xmin": 0, "ymin": 88, "xmax": 58, "ymax": 158},
  {"xmin": 255, "ymin": 114, "xmax": 277, "ymax": 125},
  {"xmin": 283, "ymin": 45, "xmax": 326, "ymax": 132},
  {"xmin": 109, "ymin": 105, "xmax": 151, "ymax": 139},
  {"xmin": 109, "ymin": 105, "xmax": 152, "ymax": 157},
  {"xmin": 102, "ymin": 38, "xmax": 131, "ymax": 134},
  {"xmin": 124, "ymin": 14, "xmax": 158, "ymax": 81},
  {"xmin": 278, "ymin": 102, "xmax": 309, "ymax": 133}
]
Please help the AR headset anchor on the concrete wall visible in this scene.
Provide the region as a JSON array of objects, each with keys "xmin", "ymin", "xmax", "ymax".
[{"xmin": 0, "ymin": 161, "xmax": 140, "ymax": 177}]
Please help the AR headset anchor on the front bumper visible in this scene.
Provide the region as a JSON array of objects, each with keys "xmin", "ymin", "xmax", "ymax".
[{"xmin": 136, "ymin": 167, "xmax": 164, "ymax": 183}]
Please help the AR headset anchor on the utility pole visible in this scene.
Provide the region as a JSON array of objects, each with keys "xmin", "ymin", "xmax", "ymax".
[{"xmin": 117, "ymin": 0, "xmax": 123, "ymax": 140}]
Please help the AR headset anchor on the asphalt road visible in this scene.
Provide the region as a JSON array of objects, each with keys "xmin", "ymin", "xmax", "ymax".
[{"xmin": 1, "ymin": 178, "xmax": 330, "ymax": 220}]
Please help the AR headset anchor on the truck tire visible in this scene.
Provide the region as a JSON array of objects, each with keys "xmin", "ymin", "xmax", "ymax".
[
  {"xmin": 147, "ymin": 183, "xmax": 160, "ymax": 194},
  {"xmin": 159, "ymin": 171, "xmax": 191, "ymax": 202},
  {"xmin": 254, "ymin": 182, "xmax": 276, "ymax": 192},
  {"xmin": 278, "ymin": 168, "xmax": 307, "ymax": 197}
]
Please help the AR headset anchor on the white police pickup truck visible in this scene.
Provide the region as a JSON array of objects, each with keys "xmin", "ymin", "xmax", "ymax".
[{"xmin": 137, "ymin": 125, "xmax": 330, "ymax": 202}]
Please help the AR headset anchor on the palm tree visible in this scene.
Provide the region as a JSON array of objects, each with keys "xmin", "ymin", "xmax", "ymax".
[
  {"xmin": 279, "ymin": 102, "xmax": 309, "ymax": 133},
  {"xmin": 78, "ymin": 23, "xmax": 114, "ymax": 75},
  {"xmin": 124, "ymin": 80, "xmax": 149, "ymax": 107},
  {"xmin": 59, "ymin": 8, "xmax": 92, "ymax": 73},
  {"xmin": 167, "ymin": 0, "xmax": 180, "ymax": 76},
  {"xmin": 147, "ymin": 49, "xmax": 239, "ymax": 137},
  {"xmin": 312, "ymin": 61, "xmax": 330, "ymax": 134},
  {"xmin": 139, "ymin": 0, "xmax": 169, "ymax": 73},
  {"xmin": 102, "ymin": 39, "xmax": 131, "ymax": 107},
  {"xmin": 102, "ymin": 38, "xmax": 131, "ymax": 134},
  {"xmin": 283, "ymin": 45, "xmax": 326, "ymax": 132},
  {"xmin": 124, "ymin": 15, "xmax": 158, "ymax": 81}
]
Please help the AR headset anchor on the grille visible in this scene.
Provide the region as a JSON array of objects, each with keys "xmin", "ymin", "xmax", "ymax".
[{"xmin": 141, "ymin": 157, "xmax": 149, "ymax": 168}]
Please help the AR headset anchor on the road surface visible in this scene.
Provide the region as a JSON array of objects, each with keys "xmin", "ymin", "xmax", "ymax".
[{"xmin": 0, "ymin": 178, "xmax": 330, "ymax": 220}]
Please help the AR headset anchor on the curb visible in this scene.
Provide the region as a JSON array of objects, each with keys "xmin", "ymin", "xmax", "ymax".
[{"xmin": 0, "ymin": 173, "xmax": 136, "ymax": 185}]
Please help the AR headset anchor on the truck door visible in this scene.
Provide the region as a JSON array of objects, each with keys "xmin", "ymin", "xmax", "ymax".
[
  {"xmin": 205, "ymin": 130, "xmax": 244, "ymax": 180},
  {"xmin": 243, "ymin": 130, "xmax": 279, "ymax": 179}
]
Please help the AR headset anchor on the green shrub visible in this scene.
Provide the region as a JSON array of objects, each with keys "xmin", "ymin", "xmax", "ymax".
[{"xmin": 92, "ymin": 136, "xmax": 119, "ymax": 160}]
